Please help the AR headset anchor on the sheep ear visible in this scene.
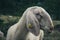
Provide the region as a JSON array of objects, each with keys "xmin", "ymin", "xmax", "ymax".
[
  {"xmin": 26, "ymin": 12, "xmax": 33, "ymax": 28},
  {"xmin": 26, "ymin": 11, "xmax": 39, "ymax": 28}
]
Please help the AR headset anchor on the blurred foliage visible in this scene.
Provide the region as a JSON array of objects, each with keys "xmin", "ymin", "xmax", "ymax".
[
  {"xmin": 53, "ymin": 20, "xmax": 60, "ymax": 26},
  {"xmin": 0, "ymin": 15, "xmax": 19, "ymax": 36},
  {"xmin": 54, "ymin": 25, "xmax": 60, "ymax": 31},
  {"xmin": 44, "ymin": 30, "xmax": 60, "ymax": 40}
]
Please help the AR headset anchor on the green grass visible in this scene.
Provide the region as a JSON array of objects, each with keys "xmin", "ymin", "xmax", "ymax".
[
  {"xmin": 53, "ymin": 20, "xmax": 60, "ymax": 26},
  {"xmin": 0, "ymin": 15, "xmax": 19, "ymax": 23},
  {"xmin": 44, "ymin": 30, "xmax": 60, "ymax": 40}
]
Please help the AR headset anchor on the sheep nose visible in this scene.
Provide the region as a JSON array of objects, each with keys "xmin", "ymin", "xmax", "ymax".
[
  {"xmin": 47, "ymin": 27, "xmax": 54, "ymax": 34},
  {"xmin": 50, "ymin": 27, "xmax": 54, "ymax": 31},
  {"xmin": 48, "ymin": 27, "xmax": 54, "ymax": 34}
]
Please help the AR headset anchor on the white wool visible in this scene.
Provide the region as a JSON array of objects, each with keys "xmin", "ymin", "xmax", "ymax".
[
  {"xmin": 26, "ymin": 30, "xmax": 44, "ymax": 40},
  {"xmin": 0, "ymin": 31, "xmax": 4, "ymax": 37},
  {"xmin": 0, "ymin": 31, "xmax": 4, "ymax": 40}
]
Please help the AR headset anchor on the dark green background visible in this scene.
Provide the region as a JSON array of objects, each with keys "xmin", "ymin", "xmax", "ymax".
[{"xmin": 0, "ymin": 0, "xmax": 60, "ymax": 20}]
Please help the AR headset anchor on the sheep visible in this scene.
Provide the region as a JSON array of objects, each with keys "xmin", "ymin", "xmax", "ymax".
[
  {"xmin": 0, "ymin": 31, "xmax": 4, "ymax": 40},
  {"xmin": 6, "ymin": 6, "xmax": 54, "ymax": 40},
  {"xmin": 26, "ymin": 29, "xmax": 44, "ymax": 40}
]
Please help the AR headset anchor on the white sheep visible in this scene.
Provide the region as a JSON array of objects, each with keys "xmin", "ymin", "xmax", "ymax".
[
  {"xmin": 6, "ymin": 6, "xmax": 54, "ymax": 40},
  {"xmin": 26, "ymin": 30, "xmax": 44, "ymax": 40},
  {"xmin": 0, "ymin": 31, "xmax": 4, "ymax": 40}
]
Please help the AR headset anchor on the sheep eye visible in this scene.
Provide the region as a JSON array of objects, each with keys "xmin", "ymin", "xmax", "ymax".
[
  {"xmin": 36, "ymin": 13, "xmax": 40, "ymax": 15},
  {"xmin": 36, "ymin": 13, "xmax": 43, "ymax": 19}
]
